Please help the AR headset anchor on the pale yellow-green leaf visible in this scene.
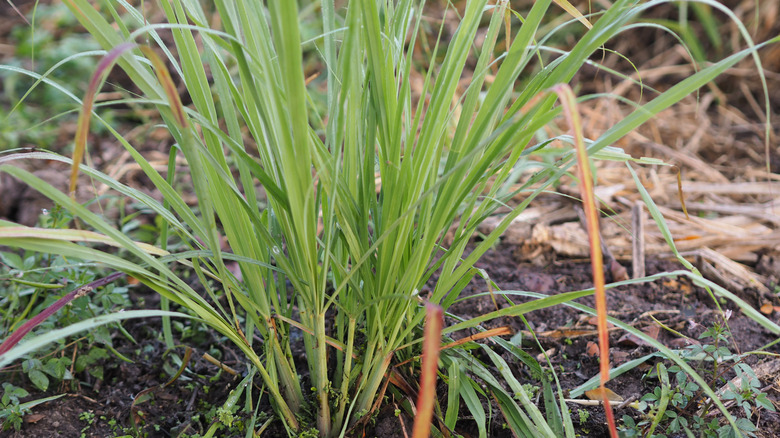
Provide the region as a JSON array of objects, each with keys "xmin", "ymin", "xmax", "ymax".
[
  {"xmin": 0, "ymin": 227, "xmax": 169, "ymax": 256},
  {"xmin": 553, "ymin": 0, "xmax": 592, "ymax": 29}
]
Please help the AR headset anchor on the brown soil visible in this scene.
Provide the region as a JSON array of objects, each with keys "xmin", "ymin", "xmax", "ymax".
[
  {"xmin": 3, "ymin": 245, "xmax": 778, "ymax": 437},
  {"xmin": 0, "ymin": 314, "xmax": 246, "ymax": 437}
]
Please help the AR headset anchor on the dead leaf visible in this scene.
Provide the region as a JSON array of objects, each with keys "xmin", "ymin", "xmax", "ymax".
[
  {"xmin": 637, "ymin": 361, "xmax": 653, "ymax": 372},
  {"xmin": 25, "ymin": 414, "xmax": 45, "ymax": 424},
  {"xmin": 668, "ymin": 337, "xmax": 700, "ymax": 348},
  {"xmin": 585, "ymin": 341, "xmax": 599, "ymax": 357},
  {"xmin": 585, "ymin": 387, "xmax": 624, "ymax": 402},
  {"xmin": 609, "ymin": 259, "xmax": 629, "ymax": 282},
  {"xmin": 612, "ymin": 350, "xmax": 630, "ymax": 365},
  {"xmin": 617, "ymin": 332, "xmax": 652, "ymax": 348},
  {"xmin": 537, "ymin": 328, "xmax": 598, "ymax": 339},
  {"xmin": 441, "ymin": 326, "xmax": 512, "ymax": 351},
  {"xmin": 536, "ymin": 347, "xmax": 556, "ymax": 362},
  {"xmin": 642, "ymin": 324, "xmax": 660, "ymax": 340},
  {"xmin": 760, "ymin": 302, "xmax": 774, "ymax": 315}
]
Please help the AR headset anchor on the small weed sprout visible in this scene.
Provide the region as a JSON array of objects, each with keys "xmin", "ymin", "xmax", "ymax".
[
  {"xmin": 623, "ymin": 317, "xmax": 776, "ymax": 438},
  {"xmin": 0, "ymin": 383, "xmax": 30, "ymax": 431}
]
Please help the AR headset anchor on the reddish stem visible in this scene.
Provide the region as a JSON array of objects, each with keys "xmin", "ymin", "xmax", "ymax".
[{"xmin": 0, "ymin": 272, "xmax": 125, "ymax": 357}]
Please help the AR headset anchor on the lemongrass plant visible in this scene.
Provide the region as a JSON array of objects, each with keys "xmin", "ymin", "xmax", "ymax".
[{"xmin": 1, "ymin": 0, "xmax": 778, "ymax": 436}]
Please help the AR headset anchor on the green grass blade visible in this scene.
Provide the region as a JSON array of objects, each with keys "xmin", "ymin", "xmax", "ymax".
[{"xmin": 0, "ymin": 310, "xmax": 191, "ymax": 369}]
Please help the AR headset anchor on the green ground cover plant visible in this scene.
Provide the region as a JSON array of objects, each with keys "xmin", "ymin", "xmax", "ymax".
[
  {"xmin": 621, "ymin": 316, "xmax": 776, "ymax": 438},
  {"xmin": 0, "ymin": 381, "xmax": 63, "ymax": 431},
  {"xmin": 0, "ymin": 0, "xmax": 778, "ymax": 436},
  {"xmin": 0, "ymin": 217, "xmax": 134, "ymax": 394}
]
